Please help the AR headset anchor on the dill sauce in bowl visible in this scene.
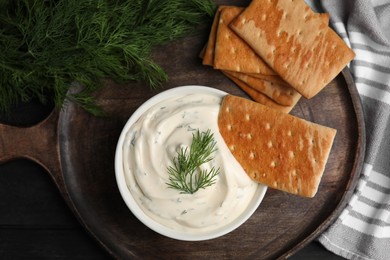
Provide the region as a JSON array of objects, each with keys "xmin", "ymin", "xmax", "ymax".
[{"xmin": 115, "ymin": 86, "xmax": 267, "ymax": 241}]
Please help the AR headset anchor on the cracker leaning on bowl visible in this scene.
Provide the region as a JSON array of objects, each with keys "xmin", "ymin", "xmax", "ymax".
[{"xmin": 218, "ymin": 95, "xmax": 337, "ymax": 198}]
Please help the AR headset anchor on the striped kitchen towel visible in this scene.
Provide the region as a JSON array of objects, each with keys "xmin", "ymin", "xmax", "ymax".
[{"xmin": 305, "ymin": 0, "xmax": 390, "ymax": 259}]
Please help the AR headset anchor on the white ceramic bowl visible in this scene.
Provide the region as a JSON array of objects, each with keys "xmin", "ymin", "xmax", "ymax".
[{"xmin": 115, "ymin": 85, "xmax": 267, "ymax": 241}]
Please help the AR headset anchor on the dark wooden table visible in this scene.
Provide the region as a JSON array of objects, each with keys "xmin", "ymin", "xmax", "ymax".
[{"xmin": 0, "ymin": 98, "xmax": 345, "ymax": 259}]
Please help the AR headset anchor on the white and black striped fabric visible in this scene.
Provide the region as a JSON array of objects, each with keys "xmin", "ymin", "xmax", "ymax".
[{"xmin": 306, "ymin": 0, "xmax": 390, "ymax": 259}]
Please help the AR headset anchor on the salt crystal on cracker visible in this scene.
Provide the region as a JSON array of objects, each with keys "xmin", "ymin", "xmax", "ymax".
[{"xmin": 218, "ymin": 95, "xmax": 337, "ymax": 197}]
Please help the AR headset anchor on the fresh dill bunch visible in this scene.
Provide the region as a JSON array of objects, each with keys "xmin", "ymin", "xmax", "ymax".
[
  {"xmin": 166, "ymin": 129, "xmax": 220, "ymax": 194},
  {"xmin": 0, "ymin": 0, "xmax": 216, "ymax": 115}
]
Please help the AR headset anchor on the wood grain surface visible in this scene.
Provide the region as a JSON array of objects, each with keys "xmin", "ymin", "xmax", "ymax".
[{"xmin": 0, "ymin": 2, "xmax": 365, "ymax": 259}]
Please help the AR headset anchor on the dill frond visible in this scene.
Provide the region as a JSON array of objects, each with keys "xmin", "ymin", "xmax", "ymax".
[
  {"xmin": 166, "ymin": 129, "xmax": 220, "ymax": 194},
  {"xmin": 0, "ymin": 0, "xmax": 216, "ymax": 115}
]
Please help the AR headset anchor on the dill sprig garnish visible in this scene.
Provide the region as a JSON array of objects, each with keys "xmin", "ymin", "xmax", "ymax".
[
  {"xmin": 0, "ymin": 0, "xmax": 216, "ymax": 115},
  {"xmin": 166, "ymin": 129, "xmax": 220, "ymax": 194}
]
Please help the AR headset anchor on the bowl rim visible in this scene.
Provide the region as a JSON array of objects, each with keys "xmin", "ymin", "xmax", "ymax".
[{"xmin": 114, "ymin": 85, "xmax": 267, "ymax": 241}]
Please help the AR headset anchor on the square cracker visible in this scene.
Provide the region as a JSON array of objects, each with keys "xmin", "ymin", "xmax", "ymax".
[
  {"xmin": 226, "ymin": 71, "xmax": 301, "ymax": 106},
  {"xmin": 223, "ymin": 71, "xmax": 294, "ymax": 113},
  {"xmin": 218, "ymin": 95, "xmax": 337, "ymax": 197},
  {"xmin": 230, "ymin": 0, "xmax": 354, "ymax": 99},
  {"xmin": 214, "ymin": 6, "xmax": 276, "ymax": 75}
]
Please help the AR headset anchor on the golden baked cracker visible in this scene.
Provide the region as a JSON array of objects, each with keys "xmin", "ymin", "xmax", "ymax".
[
  {"xmin": 202, "ymin": 6, "xmax": 226, "ymax": 66},
  {"xmin": 246, "ymin": 73, "xmax": 288, "ymax": 85},
  {"xmin": 226, "ymin": 71, "xmax": 301, "ymax": 106},
  {"xmin": 218, "ymin": 95, "xmax": 337, "ymax": 197},
  {"xmin": 230, "ymin": 0, "xmax": 354, "ymax": 99},
  {"xmin": 214, "ymin": 6, "xmax": 276, "ymax": 75},
  {"xmin": 217, "ymin": 12, "xmax": 328, "ymax": 78},
  {"xmin": 223, "ymin": 71, "xmax": 294, "ymax": 113}
]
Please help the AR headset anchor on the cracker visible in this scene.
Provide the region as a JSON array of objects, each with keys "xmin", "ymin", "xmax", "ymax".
[
  {"xmin": 218, "ymin": 95, "xmax": 337, "ymax": 197},
  {"xmin": 230, "ymin": 0, "xmax": 354, "ymax": 99},
  {"xmin": 226, "ymin": 71, "xmax": 301, "ymax": 106},
  {"xmin": 202, "ymin": 6, "xmax": 226, "ymax": 66},
  {"xmin": 223, "ymin": 71, "xmax": 294, "ymax": 113},
  {"xmin": 246, "ymin": 73, "xmax": 288, "ymax": 86},
  {"xmin": 214, "ymin": 6, "xmax": 276, "ymax": 75}
]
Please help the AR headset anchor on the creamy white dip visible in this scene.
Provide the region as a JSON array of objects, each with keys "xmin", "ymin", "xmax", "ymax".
[{"xmin": 122, "ymin": 92, "xmax": 259, "ymax": 233}]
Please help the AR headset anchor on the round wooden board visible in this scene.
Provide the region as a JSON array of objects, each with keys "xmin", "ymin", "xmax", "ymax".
[
  {"xmin": 59, "ymin": 35, "xmax": 364, "ymax": 259},
  {"xmin": 0, "ymin": 5, "xmax": 365, "ymax": 259}
]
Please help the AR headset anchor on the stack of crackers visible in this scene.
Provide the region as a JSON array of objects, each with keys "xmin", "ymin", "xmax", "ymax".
[
  {"xmin": 201, "ymin": 0, "xmax": 355, "ymax": 113},
  {"xmin": 201, "ymin": 0, "xmax": 355, "ymax": 197}
]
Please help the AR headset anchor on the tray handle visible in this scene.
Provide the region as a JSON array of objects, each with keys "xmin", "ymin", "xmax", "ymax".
[{"xmin": 0, "ymin": 111, "xmax": 68, "ymax": 192}]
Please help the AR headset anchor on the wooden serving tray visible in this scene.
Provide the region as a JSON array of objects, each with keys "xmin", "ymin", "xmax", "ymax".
[{"xmin": 0, "ymin": 9, "xmax": 365, "ymax": 260}]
